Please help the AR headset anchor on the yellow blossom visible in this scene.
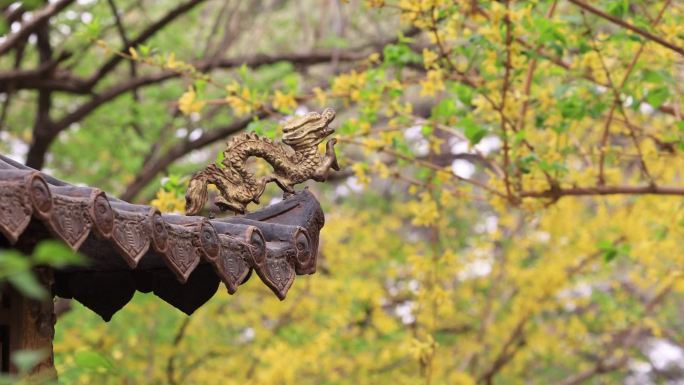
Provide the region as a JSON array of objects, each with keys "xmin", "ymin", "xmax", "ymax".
[
  {"xmin": 178, "ymin": 86, "xmax": 205, "ymax": 116},
  {"xmin": 372, "ymin": 159, "xmax": 391, "ymax": 179},
  {"xmin": 150, "ymin": 188, "xmax": 185, "ymax": 213},
  {"xmin": 313, "ymin": 87, "xmax": 327, "ymax": 107},
  {"xmin": 273, "ymin": 90, "xmax": 297, "ymax": 113},
  {"xmin": 407, "ymin": 192, "xmax": 439, "ymax": 226},
  {"xmin": 351, "ymin": 163, "xmax": 370, "ymax": 186},
  {"xmin": 165, "ymin": 52, "xmax": 180, "ymax": 70},
  {"xmin": 419, "ymin": 69, "xmax": 445, "ymax": 97},
  {"xmin": 422, "ymin": 48, "xmax": 439, "ymax": 69}
]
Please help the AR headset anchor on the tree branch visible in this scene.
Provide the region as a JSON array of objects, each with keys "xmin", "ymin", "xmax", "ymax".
[
  {"xmin": 87, "ymin": 0, "xmax": 208, "ymax": 88},
  {"xmin": 474, "ymin": 6, "xmax": 680, "ymax": 120},
  {"xmin": 23, "ymin": 46, "xmax": 379, "ymax": 169},
  {"xmin": 106, "ymin": 0, "xmax": 139, "ymax": 88},
  {"xmin": 120, "ymin": 112, "xmax": 268, "ymax": 201},
  {"xmin": 0, "ymin": 0, "xmax": 74, "ymax": 56},
  {"xmin": 28, "ymin": 20, "xmax": 55, "ymax": 172},
  {"xmin": 477, "ymin": 318, "xmax": 527, "ymax": 385},
  {"xmin": 568, "ymin": 0, "xmax": 684, "ymax": 56},
  {"xmin": 520, "ymin": 185, "xmax": 684, "ymax": 199}
]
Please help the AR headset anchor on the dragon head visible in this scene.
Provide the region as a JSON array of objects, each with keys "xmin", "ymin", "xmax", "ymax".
[{"xmin": 282, "ymin": 108, "xmax": 336, "ymax": 150}]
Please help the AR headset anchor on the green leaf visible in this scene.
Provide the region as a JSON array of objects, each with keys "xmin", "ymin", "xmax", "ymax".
[
  {"xmin": 517, "ymin": 155, "xmax": 538, "ymax": 174},
  {"xmin": 646, "ymin": 87, "xmax": 669, "ymax": 108},
  {"xmin": 642, "ymin": 69, "xmax": 671, "ymax": 84},
  {"xmin": 462, "ymin": 118, "xmax": 487, "ymax": 145},
  {"xmin": 8, "ymin": 271, "xmax": 48, "ymax": 300},
  {"xmin": 558, "ymin": 95, "xmax": 586, "ymax": 120},
  {"xmin": 193, "ymin": 79, "xmax": 207, "ymax": 94},
  {"xmin": 337, "ymin": 120, "xmax": 358, "ymax": 136},
  {"xmin": 539, "ymin": 160, "xmax": 568, "ymax": 174},
  {"xmin": 0, "ymin": 250, "xmax": 30, "ymax": 277},
  {"xmin": 431, "ymin": 100, "xmax": 458, "ymax": 121},
  {"xmin": 383, "ymin": 44, "xmax": 420, "ymax": 67},
  {"xmin": 534, "ymin": 114, "xmax": 547, "ymax": 128},
  {"xmin": 81, "ymin": 17, "xmax": 102, "ymax": 41},
  {"xmin": 74, "ymin": 351, "xmax": 114, "ymax": 372},
  {"xmin": 139, "ymin": 44, "xmax": 152, "ymax": 57},
  {"xmin": 281, "ymin": 73, "xmax": 300, "ymax": 92},
  {"xmin": 215, "ymin": 151, "xmax": 225, "ymax": 168},
  {"xmin": 11, "ymin": 349, "xmax": 48, "ymax": 373},
  {"xmin": 397, "ymin": 31, "xmax": 415, "ymax": 44},
  {"xmin": 32, "ymin": 240, "xmax": 85, "ymax": 267},
  {"xmin": 597, "ymin": 240, "xmax": 629, "ymax": 263},
  {"xmin": 416, "ymin": 168, "xmax": 431, "ymax": 181},
  {"xmin": 450, "ymin": 83, "xmax": 473, "ymax": 105},
  {"xmin": 533, "ymin": 16, "xmax": 567, "ymax": 56},
  {"xmin": 513, "ymin": 130, "xmax": 526, "ymax": 145},
  {"xmin": 607, "ymin": 0, "xmax": 629, "ymax": 18},
  {"xmin": 247, "ymin": 120, "xmax": 278, "ymax": 139}
]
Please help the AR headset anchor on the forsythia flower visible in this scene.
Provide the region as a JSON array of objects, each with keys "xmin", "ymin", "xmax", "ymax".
[
  {"xmin": 372, "ymin": 159, "xmax": 391, "ymax": 179},
  {"xmin": 422, "ymin": 48, "xmax": 439, "ymax": 69},
  {"xmin": 178, "ymin": 86, "xmax": 205, "ymax": 116},
  {"xmin": 450, "ymin": 372, "xmax": 476, "ymax": 385},
  {"xmin": 332, "ymin": 70, "xmax": 367, "ymax": 101},
  {"xmin": 273, "ymin": 90, "xmax": 297, "ymax": 113},
  {"xmin": 419, "ymin": 69, "xmax": 445, "ymax": 97},
  {"xmin": 365, "ymin": 0, "xmax": 384, "ymax": 7},
  {"xmin": 313, "ymin": 87, "xmax": 327, "ymax": 107},
  {"xmin": 165, "ymin": 52, "xmax": 180, "ymax": 70},
  {"xmin": 225, "ymin": 87, "xmax": 253, "ymax": 117},
  {"xmin": 440, "ymin": 189, "xmax": 454, "ymax": 206},
  {"xmin": 407, "ymin": 335, "xmax": 436, "ymax": 365},
  {"xmin": 408, "ymin": 192, "xmax": 440, "ymax": 226},
  {"xmin": 150, "ymin": 189, "xmax": 185, "ymax": 213},
  {"xmin": 351, "ymin": 163, "xmax": 370, "ymax": 186},
  {"xmin": 367, "ymin": 52, "xmax": 381, "ymax": 64}
]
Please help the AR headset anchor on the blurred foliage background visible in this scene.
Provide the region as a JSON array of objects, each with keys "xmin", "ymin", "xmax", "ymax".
[{"xmin": 1, "ymin": 0, "xmax": 684, "ymax": 384}]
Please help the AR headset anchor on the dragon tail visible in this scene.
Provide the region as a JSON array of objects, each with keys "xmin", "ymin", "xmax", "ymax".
[{"xmin": 185, "ymin": 170, "xmax": 210, "ymax": 215}]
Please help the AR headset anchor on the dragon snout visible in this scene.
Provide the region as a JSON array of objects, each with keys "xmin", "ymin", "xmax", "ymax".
[{"xmin": 322, "ymin": 126, "xmax": 335, "ymax": 137}]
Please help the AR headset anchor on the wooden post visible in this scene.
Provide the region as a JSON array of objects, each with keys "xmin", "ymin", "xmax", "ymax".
[{"xmin": 0, "ymin": 267, "xmax": 56, "ymax": 379}]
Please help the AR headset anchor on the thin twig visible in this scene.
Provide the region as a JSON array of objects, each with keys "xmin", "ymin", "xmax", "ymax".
[{"xmin": 568, "ymin": 0, "xmax": 684, "ymax": 56}]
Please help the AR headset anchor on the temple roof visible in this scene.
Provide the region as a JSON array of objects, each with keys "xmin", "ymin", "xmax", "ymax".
[{"xmin": 0, "ymin": 154, "xmax": 323, "ymax": 321}]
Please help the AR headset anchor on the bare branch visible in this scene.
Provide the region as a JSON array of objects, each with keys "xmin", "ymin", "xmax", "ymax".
[
  {"xmin": 0, "ymin": 0, "xmax": 74, "ymax": 56},
  {"xmin": 120, "ymin": 112, "xmax": 268, "ymax": 201},
  {"xmin": 87, "ymin": 0, "xmax": 208, "ymax": 87},
  {"xmin": 568, "ymin": 0, "xmax": 684, "ymax": 56},
  {"xmin": 521, "ymin": 185, "xmax": 684, "ymax": 199},
  {"xmin": 23, "ymin": 46, "xmax": 380, "ymax": 169}
]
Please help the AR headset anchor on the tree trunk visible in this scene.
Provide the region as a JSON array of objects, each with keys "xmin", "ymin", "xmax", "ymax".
[{"xmin": 0, "ymin": 267, "xmax": 56, "ymax": 379}]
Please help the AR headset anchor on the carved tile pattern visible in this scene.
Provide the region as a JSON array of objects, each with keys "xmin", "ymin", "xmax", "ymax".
[
  {"xmin": 164, "ymin": 224, "xmax": 201, "ymax": 282},
  {"xmin": 50, "ymin": 195, "xmax": 92, "ymax": 249},
  {"xmin": 199, "ymin": 223, "xmax": 220, "ymax": 261},
  {"xmin": 256, "ymin": 248, "xmax": 295, "ymax": 300},
  {"xmin": 0, "ymin": 182, "xmax": 32, "ymax": 243},
  {"xmin": 29, "ymin": 177, "xmax": 52, "ymax": 216},
  {"xmin": 150, "ymin": 212, "xmax": 169, "ymax": 253},
  {"xmin": 216, "ymin": 234, "xmax": 251, "ymax": 294},
  {"xmin": 92, "ymin": 194, "xmax": 114, "ymax": 237},
  {"xmin": 301, "ymin": 208, "xmax": 324, "ymax": 274},
  {"xmin": 111, "ymin": 210, "xmax": 151, "ymax": 267}
]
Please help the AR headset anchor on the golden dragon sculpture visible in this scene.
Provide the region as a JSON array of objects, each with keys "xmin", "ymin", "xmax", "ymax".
[{"xmin": 185, "ymin": 108, "xmax": 339, "ymax": 215}]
